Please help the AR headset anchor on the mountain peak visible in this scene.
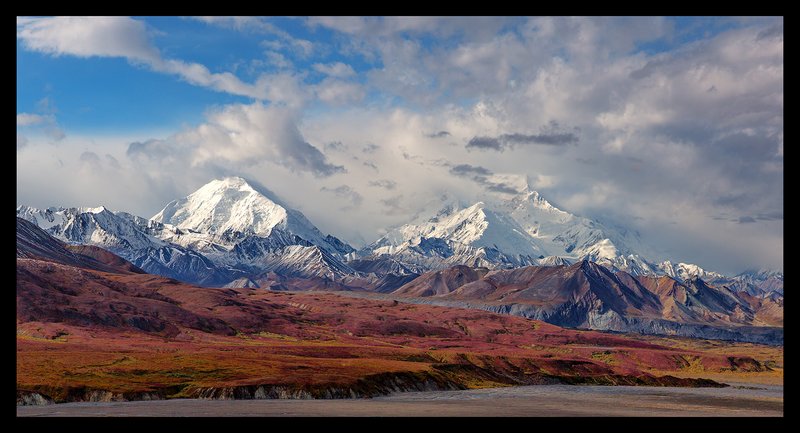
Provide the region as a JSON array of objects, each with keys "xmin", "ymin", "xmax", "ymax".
[
  {"xmin": 211, "ymin": 176, "xmax": 253, "ymax": 190},
  {"xmin": 151, "ymin": 177, "xmax": 288, "ymax": 237},
  {"xmin": 79, "ymin": 206, "xmax": 108, "ymax": 214},
  {"xmin": 512, "ymin": 188, "xmax": 566, "ymax": 215},
  {"xmin": 197, "ymin": 176, "xmax": 259, "ymax": 196},
  {"xmin": 150, "ymin": 177, "xmax": 354, "ymax": 258}
]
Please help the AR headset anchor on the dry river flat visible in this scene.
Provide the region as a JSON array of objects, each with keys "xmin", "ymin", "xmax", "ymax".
[{"xmin": 17, "ymin": 382, "xmax": 782, "ymax": 417}]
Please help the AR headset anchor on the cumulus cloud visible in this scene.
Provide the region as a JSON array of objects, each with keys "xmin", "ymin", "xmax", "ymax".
[
  {"xmin": 16, "ymin": 16, "xmax": 309, "ymax": 106},
  {"xmin": 16, "ymin": 111, "xmax": 65, "ymax": 143},
  {"xmin": 17, "ymin": 16, "xmax": 159, "ymax": 63},
  {"xmin": 16, "ymin": 17, "xmax": 783, "ymax": 274},
  {"xmin": 127, "ymin": 102, "xmax": 344, "ymax": 177},
  {"xmin": 314, "ymin": 78, "xmax": 365, "ymax": 105},
  {"xmin": 313, "ymin": 62, "xmax": 356, "ymax": 78},
  {"xmin": 79, "ymin": 151, "xmax": 101, "ymax": 165}
]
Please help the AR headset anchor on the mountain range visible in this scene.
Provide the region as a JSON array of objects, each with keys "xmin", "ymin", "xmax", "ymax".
[
  {"xmin": 384, "ymin": 261, "xmax": 782, "ymax": 344},
  {"xmin": 17, "ymin": 176, "xmax": 782, "ymax": 343},
  {"xmin": 24, "ymin": 214, "xmax": 774, "ymax": 404}
]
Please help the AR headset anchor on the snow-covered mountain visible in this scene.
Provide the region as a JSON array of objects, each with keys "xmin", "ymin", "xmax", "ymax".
[
  {"xmin": 361, "ymin": 188, "xmax": 620, "ymax": 271},
  {"xmin": 360, "ymin": 185, "xmax": 758, "ymax": 284},
  {"xmin": 656, "ymin": 260, "xmax": 726, "ymax": 282},
  {"xmin": 717, "ymin": 269, "xmax": 784, "ymax": 297},
  {"xmin": 497, "ymin": 188, "xmax": 660, "ymax": 274},
  {"xmin": 16, "ymin": 177, "xmax": 362, "ymax": 286},
  {"xmin": 17, "ymin": 176, "xmax": 781, "ymax": 295},
  {"xmin": 151, "ymin": 177, "xmax": 353, "ymax": 257},
  {"xmin": 16, "ymin": 204, "xmax": 235, "ymax": 285},
  {"xmin": 365, "ymin": 202, "xmax": 545, "ymax": 270}
]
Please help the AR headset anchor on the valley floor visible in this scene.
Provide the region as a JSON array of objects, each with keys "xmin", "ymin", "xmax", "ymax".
[{"xmin": 17, "ymin": 383, "xmax": 783, "ymax": 417}]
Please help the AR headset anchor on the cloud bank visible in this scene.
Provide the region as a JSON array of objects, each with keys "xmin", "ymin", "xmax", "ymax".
[{"xmin": 16, "ymin": 16, "xmax": 783, "ymax": 274}]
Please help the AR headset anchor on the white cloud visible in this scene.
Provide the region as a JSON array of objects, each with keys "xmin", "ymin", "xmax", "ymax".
[
  {"xmin": 128, "ymin": 102, "xmax": 344, "ymax": 177},
  {"xmin": 313, "ymin": 62, "xmax": 356, "ymax": 78},
  {"xmin": 192, "ymin": 16, "xmax": 273, "ymax": 33},
  {"xmin": 191, "ymin": 17, "xmax": 315, "ymax": 58},
  {"xmin": 17, "ymin": 16, "xmax": 159, "ymax": 63},
  {"xmin": 16, "ymin": 17, "xmax": 783, "ymax": 273},
  {"xmin": 265, "ymin": 51, "xmax": 292, "ymax": 69},
  {"xmin": 16, "ymin": 113, "xmax": 46, "ymax": 126},
  {"xmin": 315, "ymin": 78, "xmax": 365, "ymax": 105},
  {"xmin": 16, "ymin": 16, "xmax": 303, "ymax": 104},
  {"xmin": 16, "ymin": 111, "xmax": 65, "ymax": 143}
]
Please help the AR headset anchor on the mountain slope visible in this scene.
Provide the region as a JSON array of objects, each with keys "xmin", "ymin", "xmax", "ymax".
[
  {"xmin": 391, "ymin": 262, "xmax": 782, "ymax": 344},
  {"xmin": 22, "ymin": 239, "xmax": 759, "ymax": 404},
  {"xmin": 17, "ymin": 217, "xmax": 143, "ymax": 275},
  {"xmin": 16, "ymin": 177, "xmax": 359, "ymax": 286},
  {"xmin": 393, "ymin": 265, "xmax": 485, "ymax": 297},
  {"xmin": 151, "ymin": 177, "xmax": 353, "ymax": 257},
  {"xmin": 362, "ymin": 186, "xmax": 761, "ymax": 283},
  {"xmin": 365, "ymin": 202, "xmax": 545, "ymax": 270}
]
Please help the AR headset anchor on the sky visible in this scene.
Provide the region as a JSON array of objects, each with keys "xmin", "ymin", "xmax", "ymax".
[{"xmin": 16, "ymin": 16, "xmax": 783, "ymax": 274}]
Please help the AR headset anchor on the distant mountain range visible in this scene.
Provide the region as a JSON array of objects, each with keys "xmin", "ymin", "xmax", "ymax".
[
  {"xmin": 384, "ymin": 261, "xmax": 782, "ymax": 344},
  {"xmin": 17, "ymin": 176, "xmax": 782, "ymax": 343}
]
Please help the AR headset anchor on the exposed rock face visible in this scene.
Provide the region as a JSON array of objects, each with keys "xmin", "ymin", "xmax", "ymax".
[
  {"xmin": 390, "ymin": 261, "xmax": 783, "ymax": 345},
  {"xmin": 16, "ymin": 391, "xmax": 54, "ymax": 406},
  {"xmin": 17, "ymin": 366, "xmax": 725, "ymax": 405}
]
